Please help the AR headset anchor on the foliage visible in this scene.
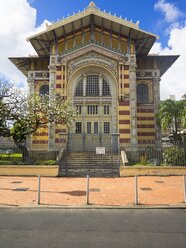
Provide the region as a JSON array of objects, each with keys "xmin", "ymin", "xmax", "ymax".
[
  {"xmin": 139, "ymin": 154, "xmax": 148, "ymax": 165},
  {"xmin": 34, "ymin": 160, "xmax": 57, "ymax": 165},
  {"xmin": 163, "ymin": 146, "xmax": 186, "ymax": 166},
  {"xmin": 10, "ymin": 94, "xmax": 77, "ymax": 143},
  {"xmin": 0, "ymin": 81, "xmax": 77, "ymax": 143},
  {"xmin": 156, "ymin": 99, "xmax": 186, "ymax": 142},
  {"xmin": 0, "ymin": 81, "xmax": 77, "ymax": 162}
]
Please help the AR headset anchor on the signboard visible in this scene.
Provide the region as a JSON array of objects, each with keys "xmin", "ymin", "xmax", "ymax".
[{"xmin": 96, "ymin": 147, "xmax": 105, "ymax": 155}]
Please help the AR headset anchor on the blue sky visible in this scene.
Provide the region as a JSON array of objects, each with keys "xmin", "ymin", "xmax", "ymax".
[{"xmin": 0, "ymin": 0, "xmax": 186, "ymax": 99}]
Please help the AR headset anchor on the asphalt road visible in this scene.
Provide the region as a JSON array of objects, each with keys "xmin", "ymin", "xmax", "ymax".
[{"xmin": 0, "ymin": 208, "xmax": 186, "ymax": 248}]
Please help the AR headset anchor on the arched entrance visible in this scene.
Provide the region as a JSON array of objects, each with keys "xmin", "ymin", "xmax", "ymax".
[{"xmin": 67, "ymin": 65, "xmax": 118, "ymax": 152}]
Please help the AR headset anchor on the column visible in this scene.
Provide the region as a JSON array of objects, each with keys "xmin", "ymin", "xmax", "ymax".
[
  {"xmin": 99, "ymin": 74, "xmax": 102, "ymax": 96},
  {"xmin": 48, "ymin": 64, "xmax": 57, "ymax": 151},
  {"xmin": 129, "ymin": 55, "xmax": 138, "ymax": 151},
  {"xmin": 83, "ymin": 74, "xmax": 86, "ymax": 96},
  {"xmin": 153, "ymin": 76, "xmax": 161, "ymax": 150},
  {"xmin": 27, "ymin": 79, "xmax": 35, "ymax": 150},
  {"xmin": 27, "ymin": 78, "xmax": 35, "ymax": 95}
]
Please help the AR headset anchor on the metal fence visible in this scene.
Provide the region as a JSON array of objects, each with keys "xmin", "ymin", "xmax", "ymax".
[
  {"xmin": 125, "ymin": 142, "xmax": 186, "ymax": 166},
  {"xmin": 0, "ymin": 140, "xmax": 185, "ymax": 166}
]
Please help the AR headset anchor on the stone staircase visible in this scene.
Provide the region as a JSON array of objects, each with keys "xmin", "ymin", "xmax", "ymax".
[{"xmin": 59, "ymin": 152, "xmax": 120, "ymax": 177}]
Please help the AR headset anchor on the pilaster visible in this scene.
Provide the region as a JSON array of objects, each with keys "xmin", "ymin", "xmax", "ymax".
[
  {"xmin": 129, "ymin": 55, "xmax": 138, "ymax": 150},
  {"xmin": 153, "ymin": 76, "xmax": 161, "ymax": 149},
  {"xmin": 27, "ymin": 79, "xmax": 35, "ymax": 94},
  {"xmin": 48, "ymin": 64, "xmax": 57, "ymax": 151}
]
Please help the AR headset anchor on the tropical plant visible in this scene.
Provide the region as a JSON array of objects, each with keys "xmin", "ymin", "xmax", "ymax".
[
  {"xmin": 163, "ymin": 146, "xmax": 186, "ymax": 166},
  {"xmin": 157, "ymin": 99, "xmax": 186, "ymax": 142}
]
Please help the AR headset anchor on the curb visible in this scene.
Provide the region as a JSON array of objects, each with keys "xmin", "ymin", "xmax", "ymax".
[{"xmin": 0, "ymin": 204, "xmax": 186, "ymax": 209}]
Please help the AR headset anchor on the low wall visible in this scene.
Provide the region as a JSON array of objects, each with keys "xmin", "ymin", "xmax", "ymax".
[
  {"xmin": 120, "ymin": 166, "xmax": 186, "ymax": 177},
  {"xmin": 0, "ymin": 165, "xmax": 59, "ymax": 177}
]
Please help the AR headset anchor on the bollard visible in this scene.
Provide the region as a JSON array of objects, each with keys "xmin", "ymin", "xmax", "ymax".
[
  {"xmin": 37, "ymin": 175, "xmax": 41, "ymax": 205},
  {"xmin": 135, "ymin": 176, "xmax": 138, "ymax": 205},
  {"xmin": 183, "ymin": 175, "xmax": 186, "ymax": 203},
  {"xmin": 86, "ymin": 175, "xmax": 89, "ymax": 205}
]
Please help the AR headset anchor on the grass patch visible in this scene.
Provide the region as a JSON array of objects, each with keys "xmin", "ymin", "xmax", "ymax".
[{"xmin": 0, "ymin": 154, "xmax": 22, "ymax": 161}]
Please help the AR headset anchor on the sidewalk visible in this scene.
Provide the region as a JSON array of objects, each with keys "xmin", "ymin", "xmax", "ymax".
[{"xmin": 0, "ymin": 176, "xmax": 185, "ymax": 208}]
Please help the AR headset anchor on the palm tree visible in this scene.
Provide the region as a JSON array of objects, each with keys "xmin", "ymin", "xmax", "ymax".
[{"xmin": 157, "ymin": 99, "xmax": 186, "ymax": 142}]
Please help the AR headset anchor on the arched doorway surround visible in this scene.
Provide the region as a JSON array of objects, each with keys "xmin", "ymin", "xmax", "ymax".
[{"xmin": 67, "ymin": 64, "xmax": 118, "ymax": 152}]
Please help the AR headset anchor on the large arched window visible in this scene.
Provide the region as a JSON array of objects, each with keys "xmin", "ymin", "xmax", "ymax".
[
  {"xmin": 102, "ymin": 79, "xmax": 110, "ymax": 96},
  {"xmin": 137, "ymin": 83, "xmax": 149, "ymax": 104},
  {"xmin": 39, "ymin": 84, "xmax": 49, "ymax": 95},
  {"xmin": 74, "ymin": 74, "xmax": 110, "ymax": 97},
  {"xmin": 75, "ymin": 80, "xmax": 83, "ymax": 96}
]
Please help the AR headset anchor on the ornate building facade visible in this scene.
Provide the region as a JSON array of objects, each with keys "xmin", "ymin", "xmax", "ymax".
[{"xmin": 10, "ymin": 2, "xmax": 178, "ymax": 165}]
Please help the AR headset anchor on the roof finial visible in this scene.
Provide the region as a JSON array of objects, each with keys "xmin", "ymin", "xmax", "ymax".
[{"xmin": 87, "ymin": 1, "xmax": 97, "ymax": 9}]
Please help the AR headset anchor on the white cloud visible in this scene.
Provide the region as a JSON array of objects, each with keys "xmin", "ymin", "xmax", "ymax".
[
  {"xmin": 154, "ymin": 0, "xmax": 182, "ymax": 23},
  {"xmin": 0, "ymin": 0, "xmax": 50, "ymax": 88},
  {"xmin": 152, "ymin": 1, "xmax": 186, "ymax": 100},
  {"xmin": 150, "ymin": 24, "xmax": 186, "ymax": 100}
]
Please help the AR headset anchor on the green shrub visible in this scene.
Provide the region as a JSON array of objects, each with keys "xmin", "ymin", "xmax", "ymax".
[
  {"xmin": 0, "ymin": 161, "xmax": 12, "ymax": 165},
  {"xmin": 0, "ymin": 160, "xmax": 24, "ymax": 165},
  {"xmin": 35, "ymin": 160, "xmax": 57, "ymax": 165},
  {"xmin": 0, "ymin": 154, "xmax": 22, "ymax": 161},
  {"xmin": 163, "ymin": 146, "xmax": 186, "ymax": 166}
]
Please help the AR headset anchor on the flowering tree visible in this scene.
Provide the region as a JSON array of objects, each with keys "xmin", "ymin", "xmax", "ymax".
[{"xmin": 0, "ymin": 81, "xmax": 77, "ymax": 160}]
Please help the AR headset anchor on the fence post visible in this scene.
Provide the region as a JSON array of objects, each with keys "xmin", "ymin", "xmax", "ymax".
[
  {"xmin": 86, "ymin": 175, "xmax": 89, "ymax": 205},
  {"xmin": 135, "ymin": 176, "xmax": 138, "ymax": 205},
  {"xmin": 37, "ymin": 175, "xmax": 41, "ymax": 205},
  {"xmin": 183, "ymin": 175, "xmax": 186, "ymax": 203}
]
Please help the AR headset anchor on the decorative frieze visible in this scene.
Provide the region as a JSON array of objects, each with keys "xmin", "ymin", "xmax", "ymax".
[
  {"xmin": 67, "ymin": 52, "xmax": 118, "ymax": 78},
  {"xmin": 28, "ymin": 71, "xmax": 49, "ymax": 80},
  {"xmin": 136, "ymin": 70, "xmax": 160, "ymax": 79},
  {"xmin": 50, "ymin": 55, "xmax": 61, "ymax": 65}
]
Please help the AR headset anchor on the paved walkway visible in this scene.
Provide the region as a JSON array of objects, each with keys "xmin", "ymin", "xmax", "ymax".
[{"xmin": 0, "ymin": 176, "xmax": 185, "ymax": 207}]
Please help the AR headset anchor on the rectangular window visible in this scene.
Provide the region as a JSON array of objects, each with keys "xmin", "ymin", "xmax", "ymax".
[
  {"xmin": 87, "ymin": 122, "xmax": 91, "ymax": 134},
  {"xmin": 75, "ymin": 122, "xmax": 82, "ymax": 133},
  {"xmin": 94, "ymin": 122, "xmax": 98, "ymax": 134},
  {"xmin": 87, "ymin": 105, "xmax": 98, "ymax": 115},
  {"xmin": 104, "ymin": 122, "xmax": 110, "ymax": 134},
  {"xmin": 76, "ymin": 105, "xmax": 82, "ymax": 115},
  {"xmin": 104, "ymin": 105, "xmax": 110, "ymax": 115}
]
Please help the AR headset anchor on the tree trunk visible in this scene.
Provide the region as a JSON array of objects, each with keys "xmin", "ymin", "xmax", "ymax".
[{"xmin": 14, "ymin": 140, "xmax": 30, "ymax": 164}]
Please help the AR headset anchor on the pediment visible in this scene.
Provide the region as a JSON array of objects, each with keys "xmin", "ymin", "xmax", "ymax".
[
  {"xmin": 61, "ymin": 43, "xmax": 128, "ymax": 63},
  {"xmin": 66, "ymin": 50, "xmax": 120, "ymax": 79}
]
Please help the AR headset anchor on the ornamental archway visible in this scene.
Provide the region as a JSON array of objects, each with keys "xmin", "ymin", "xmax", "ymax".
[{"xmin": 67, "ymin": 64, "xmax": 118, "ymax": 152}]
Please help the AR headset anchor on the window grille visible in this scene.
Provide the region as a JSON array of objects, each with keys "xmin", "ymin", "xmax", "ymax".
[
  {"xmin": 86, "ymin": 75, "xmax": 99, "ymax": 96},
  {"xmin": 39, "ymin": 85, "xmax": 49, "ymax": 95},
  {"xmin": 137, "ymin": 84, "xmax": 149, "ymax": 104},
  {"xmin": 87, "ymin": 122, "xmax": 91, "ymax": 134},
  {"xmin": 102, "ymin": 79, "xmax": 110, "ymax": 96},
  {"xmin": 76, "ymin": 105, "xmax": 82, "ymax": 115},
  {"xmin": 87, "ymin": 105, "xmax": 98, "ymax": 115},
  {"xmin": 75, "ymin": 75, "xmax": 110, "ymax": 97},
  {"xmin": 104, "ymin": 122, "xmax": 110, "ymax": 134},
  {"xmin": 75, "ymin": 122, "xmax": 82, "ymax": 133},
  {"xmin": 94, "ymin": 122, "xmax": 98, "ymax": 133},
  {"xmin": 75, "ymin": 80, "xmax": 83, "ymax": 96},
  {"xmin": 103, "ymin": 105, "xmax": 110, "ymax": 115}
]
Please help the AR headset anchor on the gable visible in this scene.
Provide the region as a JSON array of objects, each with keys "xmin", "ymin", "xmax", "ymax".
[{"xmin": 27, "ymin": 3, "xmax": 157, "ymax": 56}]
